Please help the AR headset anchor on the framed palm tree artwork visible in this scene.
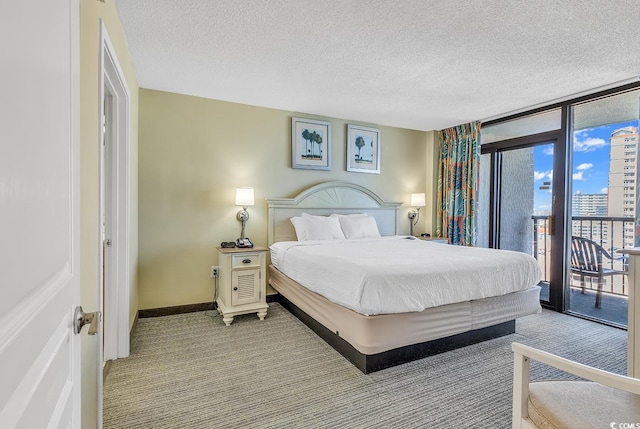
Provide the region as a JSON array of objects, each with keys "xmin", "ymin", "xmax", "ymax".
[
  {"xmin": 347, "ymin": 124, "xmax": 380, "ymax": 174},
  {"xmin": 291, "ymin": 117, "xmax": 332, "ymax": 170}
]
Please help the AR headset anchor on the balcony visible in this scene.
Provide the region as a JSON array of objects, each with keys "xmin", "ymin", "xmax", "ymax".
[{"xmin": 532, "ymin": 215, "xmax": 632, "ymax": 327}]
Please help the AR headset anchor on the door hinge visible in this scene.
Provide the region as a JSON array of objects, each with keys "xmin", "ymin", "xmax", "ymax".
[{"xmin": 74, "ymin": 306, "xmax": 101, "ymax": 335}]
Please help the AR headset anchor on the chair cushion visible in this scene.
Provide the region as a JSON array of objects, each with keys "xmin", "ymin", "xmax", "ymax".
[{"xmin": 528, "ymin": 381, "xmax": 640, "ymax": 429}]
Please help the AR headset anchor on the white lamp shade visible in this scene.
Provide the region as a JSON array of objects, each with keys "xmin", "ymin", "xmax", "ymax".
[
  {"xmin": 410, "ymin": 193, "xmax": 426, "ymax": 207},
  {"xmin": 235, "ymin": 187, "xmax": 255, "ymax": 207}
]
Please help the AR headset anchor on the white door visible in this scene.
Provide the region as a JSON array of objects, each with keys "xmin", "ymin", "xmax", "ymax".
[
  {"xmin": 0, "ymin": 0, "xmax": 82, "ymax": 428},
  {"xmin": 99, "ymin": 24, "xmax": 131, "ymax": 361}
]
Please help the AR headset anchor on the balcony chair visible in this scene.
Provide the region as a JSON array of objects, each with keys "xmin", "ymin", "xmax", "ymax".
[
  {"xmin": 512, "ymin": 342, "xmax": 640, "ymax": 429},
  {"xmin": 570, "ymin": 235, "xmax": 628, "ymax": 308}
]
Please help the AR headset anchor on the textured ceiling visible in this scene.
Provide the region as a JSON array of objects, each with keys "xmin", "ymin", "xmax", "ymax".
[{"xmin": 114, "ymin": 0, "xmax": 640, "ymax": 131}]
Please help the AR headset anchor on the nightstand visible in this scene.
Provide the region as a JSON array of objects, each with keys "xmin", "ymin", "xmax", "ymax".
[
  {"xmin": 216, "ymin": 246, "xmax": 269, "ymax": 326},
  {"xmin": 418, "ymin": 236, "xmax": 449, "ymax": 244}
]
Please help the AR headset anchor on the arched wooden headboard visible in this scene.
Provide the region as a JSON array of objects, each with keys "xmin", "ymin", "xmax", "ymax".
[{"xmin": 266, "ymin": 181, "xmax": 402, "ymax": 244}]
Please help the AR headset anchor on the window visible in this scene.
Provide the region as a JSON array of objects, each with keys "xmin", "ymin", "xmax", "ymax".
[
  {"xmin": 481, "ymin": 109, "xmax": 561, "ymax": 144},
  {"xmin": 481, "ymin": 84, "xmax": 640, "ymax": 324}
]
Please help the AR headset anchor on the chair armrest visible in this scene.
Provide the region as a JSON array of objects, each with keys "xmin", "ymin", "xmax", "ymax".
[
  {"xmin": 620, "ymin": 254, "xmax": 629, "ymax": 269},
  {"xmin": 610, "ymin": 253, "xmax": 628, "ymax": 264},
  {"xmin": 512, "ymin": 342, "xmax": 640, "ymax": 394}
]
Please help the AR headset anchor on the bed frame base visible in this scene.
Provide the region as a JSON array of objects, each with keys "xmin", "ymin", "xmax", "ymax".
[{"xmin": 275, "ymin": 294, "xmax": 515, "ymax": 374}]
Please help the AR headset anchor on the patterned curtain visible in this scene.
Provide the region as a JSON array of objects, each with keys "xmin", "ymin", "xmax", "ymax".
[{"xmin": 436, "ymin": 121, "xmax": 481, "ymax": 246}]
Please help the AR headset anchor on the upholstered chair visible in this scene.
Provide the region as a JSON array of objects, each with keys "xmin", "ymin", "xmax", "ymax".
[{"xmin": 512, "ymin": 342, "xmax": 640, "ymax": 428}]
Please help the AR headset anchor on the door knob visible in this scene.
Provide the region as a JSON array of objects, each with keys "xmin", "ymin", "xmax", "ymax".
[{"xmin": 74, "ymin": 306, "xmax": 100, "ymax": 335}]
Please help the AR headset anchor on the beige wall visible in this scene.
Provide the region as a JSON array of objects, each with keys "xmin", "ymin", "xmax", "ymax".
[
  {"xmin": 80, "ymin": 1, "xmax": 139, "ymax": 428},
  {"xmin": 139, "ymin": 89, "xmax": 436, "ymax": 309}
]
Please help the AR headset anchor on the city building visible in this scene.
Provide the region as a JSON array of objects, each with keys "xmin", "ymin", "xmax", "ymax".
[
  {"xmin": 572, "ymin": 191, "xmax": 608, "ymax": 217},
  {"xmin": 571, "ymin": 191, "xmax": 608, "ymax": 242},
  {"xmin": 608, "ymin": 126, "xmax": 638, "ymax": 248}
]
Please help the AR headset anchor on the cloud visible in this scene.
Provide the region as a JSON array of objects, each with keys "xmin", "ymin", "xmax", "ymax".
[
  {"xmin": 600, "ymin": 187, "xmax": 608, "ymax": 193},
  {"xmin": 534, "ymin": 170, "xmax": 553, "ymax": 182},
  {"xmin": 576, "ymin": 163, "xmax": 593, "ymax": 171},
  {"xmin": 572, "ymin": 163, "xmax": 593, "ymax": 181},
  {"xmin": 543, "ymin": 146, "xmax": 554, "ymax": 156},
  {"xmin": 573, "ymin": 135, "xmax": 607, "ymax": 152}
]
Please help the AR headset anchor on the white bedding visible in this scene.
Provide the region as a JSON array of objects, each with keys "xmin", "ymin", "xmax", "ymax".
[{"xmin": 270, "ymin": 237, "xmax": 542, "ymax": 316}]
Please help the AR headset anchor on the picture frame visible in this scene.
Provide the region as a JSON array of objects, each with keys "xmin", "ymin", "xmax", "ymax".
[
  {"xmin": 347, "ymin": 124, "xmax": 381, "ymax": 174},
  {"xmin": 291, "ymin": 117, "xmax": 331, "ymax": 170}
]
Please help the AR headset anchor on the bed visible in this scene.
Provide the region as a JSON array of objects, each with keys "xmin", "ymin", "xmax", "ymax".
[{"xmin": 267, "ymin": 181, "xmax": 542, "ymax": 373}]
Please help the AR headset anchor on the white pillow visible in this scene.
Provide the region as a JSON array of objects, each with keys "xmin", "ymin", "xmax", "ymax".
[
  {"xmin": 300, "ymin": 213, "xmax": 346, "ymax": 240},
  {"xmin": 290, "ymin": 216, "xmax": 307, "ymax": 241},
  {"xmin": 337, "ymin": 214, "xmax": 381, "ymax": 239}
]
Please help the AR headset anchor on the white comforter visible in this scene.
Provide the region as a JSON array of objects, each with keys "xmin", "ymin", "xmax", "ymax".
[{"xmin": 270, "ymin": 237, "xmax": 542, "ymax": 315}]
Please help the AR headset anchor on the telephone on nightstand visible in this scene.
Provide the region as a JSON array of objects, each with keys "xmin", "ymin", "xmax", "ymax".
[{"xmin": 236, "ymin": 237, "xmax": 254, "ymax": 248}]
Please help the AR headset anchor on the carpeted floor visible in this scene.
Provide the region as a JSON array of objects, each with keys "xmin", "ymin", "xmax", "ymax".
[{"xmin": 103, "ymin": 303, "xmax": 627, "ymax": 429}]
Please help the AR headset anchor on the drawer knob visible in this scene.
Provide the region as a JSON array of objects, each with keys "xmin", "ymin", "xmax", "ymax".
[
  {"xmin": 242, "ymin": 259, "xmax": 251, "ymax": 264},
  {"xmin": 233, "ymin": 287, "xmax": 238, "ymax": 291}
]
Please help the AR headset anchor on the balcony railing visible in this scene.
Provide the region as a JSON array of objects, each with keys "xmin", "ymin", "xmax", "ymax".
[{"xmin": 531, "ymin": 215, "xmax": 633, "ymax": 296}]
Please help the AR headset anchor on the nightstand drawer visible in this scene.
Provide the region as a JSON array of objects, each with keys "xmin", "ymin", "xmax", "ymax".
[{"xmin": 231, "ymin": 253, "xmax": 261, "ymax": 268}]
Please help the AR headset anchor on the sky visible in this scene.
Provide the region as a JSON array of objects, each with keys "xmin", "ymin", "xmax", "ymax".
[{"xmin": 533, "ymin": 120, "xmax": 638, "ymax": 213}]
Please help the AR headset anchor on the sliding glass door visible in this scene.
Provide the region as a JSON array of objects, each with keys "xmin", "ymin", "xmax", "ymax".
[
  {"xmin": 567, "ymin": 89, "xmax": 640, "ymax": 326},
  {"xmin": 500, "ymin": 143, "xmax": 556, "ymax": 302},
  {"xmin": 480, "ymin": 84, "xmax": 640, "ymax": 327},
  {"xmin": 480, "ymin": 140, "xmax": 564, "ymax": 307},
  {"xmin": 480, "ymin": 109, "xmax": 566, "ymax": 309}
]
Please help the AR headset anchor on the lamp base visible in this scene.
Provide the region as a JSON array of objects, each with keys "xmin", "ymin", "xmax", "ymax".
[
  {"xmin": 408, "ymin": 208, "xmax": 420, "ymax": 237},
  {"xmin": 237, "ymin": 209, "xmax": 249, "ymax": 222},
  {"xmin": 237, "ymin": 208, "xmax": 249, "ymax": 239}
]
